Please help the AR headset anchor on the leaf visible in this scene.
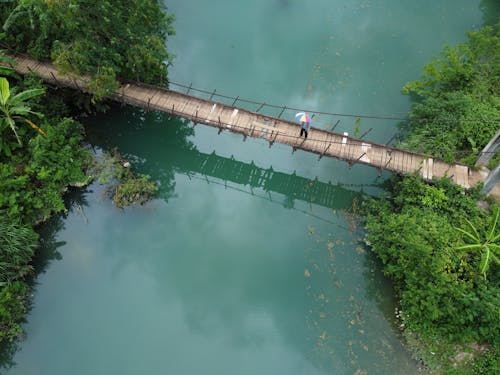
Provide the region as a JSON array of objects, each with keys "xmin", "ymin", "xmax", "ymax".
[
  {"xmin": 488, "ymin": 243, "xmax": 500, "ymax": 253},
  {"xmin": 0, "ymin": 66, "xmax": 14, "ymax": 77},
  {"xmin": 491, "ymin": 252, "xmax": 500, "ymax": 265},
  {"xmin": 454, "ymin": 226, "xmax": 479, "ymax": 243},
  {"xmin": 487, "ymin": 208, "xmax": 499, "ymax": 241},
  {"xmin": 464, "ymin": 218, "xmax": 481, "ymax": 241},
  {"xmin": 10, "ymin": 88, "xmax": 45, "ymax": 104},
  {"xmin": 456, "ymin": 244, "xmax": 482, "ymax": 251},
  {"xmin": 0, "ymin": 77, "xmax": 10, "ymax": 105},
  {"xmin": 479, "ymin": 247, "xmax": 490, "ymax": 277},
  {"xmin": 491, "ymin": 232, "xmax": 500, "ymax": 243}
]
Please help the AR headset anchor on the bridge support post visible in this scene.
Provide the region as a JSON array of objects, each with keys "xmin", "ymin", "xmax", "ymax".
[
  {"xmin": 318, "ymin": 143, "xmax": 332, "ymax": 160},
  {"xmin": 384, "ymin": 158, "xmax": 392, "ymax": 169},
  {"xmin": 268, "ymin": 132, "xmax": 279, "ymax": 148},
  {"xmin": 330, "ymin": 120, "xmax": 340, "ymax": 132},
  {"xmin": 50, "ymin": 72, "xmax": 60, "ymax": 86},
  {"xmin": 385, "ymin": 133, "xmax": 397, "ymax": 146},
  {"xmin": 278, "ymin": 106, "xmax": 286, "ymax": 118},
  {"xmin": 72, "ymin": 78, "xmax": 81, "ymax": 91},
  {"xmin": 209, "ymin": 89, "xmax": 217, "ymax": 100},
  {"xmin": 186, "ymin": 83, "xmax": 192, "ymax": 94},
  {"xmin": 232, "ymin": 96, "xmax": 239, "ymax": 106},
  {"xmin": 218, "ymin": 116, "xmax": 223, "ymax": 134},
  {"xmin": 193, "ymin": 110, "xmax": 199, "ymax": 127},
  {"xmin": 349, "ymin": 153, "xmax": 367, "ymax": 169},
  {"xmin": 358, "ymin": 128, "xmax": 373, "ymax": 140},
  {"xmin": 256, "ymin": 102, "xmax": 266, "ymax": 112}
]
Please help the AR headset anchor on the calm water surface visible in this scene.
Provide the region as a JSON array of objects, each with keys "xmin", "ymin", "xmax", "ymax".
[{"xmin": 4, "ymin": 1, "xmax": 485, "ymax": 374}]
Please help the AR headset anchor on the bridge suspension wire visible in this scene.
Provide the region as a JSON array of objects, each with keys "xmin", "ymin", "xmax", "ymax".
[{"xmin": 167, "ymin": 80, "xmax": 500, "ymax": 124}]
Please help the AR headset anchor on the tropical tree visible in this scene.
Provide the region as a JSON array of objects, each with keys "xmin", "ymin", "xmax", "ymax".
[
  {"xmin": 455, "ymin": 208, "xmax": 500, "ymax": 279},
  {"xmin": 0, "ymin": 77, "xmax": 45, "ymax": 156}
]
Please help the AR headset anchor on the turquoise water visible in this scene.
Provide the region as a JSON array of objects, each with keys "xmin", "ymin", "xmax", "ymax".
[{"xmin": 2, "ymin": 1, "xmax": 485, "ymax": 374}]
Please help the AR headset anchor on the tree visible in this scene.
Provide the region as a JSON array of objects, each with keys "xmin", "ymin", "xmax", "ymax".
[
  {"xmin": 400, "ymin": 22, "xmax": 500, "ymax": 166},
  {"xmin": 0, "ymin": 77, "xmax": 45, "ymax": 156},
  {"xmin": 2, "ymin": 0, "xmax": 176, "ymax": 100}
]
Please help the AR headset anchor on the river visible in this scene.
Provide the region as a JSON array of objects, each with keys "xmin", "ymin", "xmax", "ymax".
[{"xmin": 2, "ymin": 1, "xmax": 486, "ymax": 374}]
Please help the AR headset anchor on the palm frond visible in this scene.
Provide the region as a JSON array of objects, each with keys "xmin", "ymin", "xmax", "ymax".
[
  {"xmin": 10, "ymin": 88, "xmax": 45, "ymax": 104},
  {"xmin": 464, "ymin": 218, "xmax": 481, "ymax": 241},
  {"xmin": 456, "ymin": 244, "xmax": 482, "ymax": 251},
  {"xmin": 480, "ymin": 248, "xmax": 490, "ymax": 277},
  {"xmin": 487, "ymin": 208, "xmax": 499, "ymax": 241},
  {"xmin": 454, "ymin": 226, "xmax": 480, "ymax": 243},
  {"xmin": 0, "ymin": 77, "xmax": 10, "ymax": 105}
]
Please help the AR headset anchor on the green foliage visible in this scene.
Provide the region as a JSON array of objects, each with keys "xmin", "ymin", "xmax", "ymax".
[
  {"xmin": 364, "ymin": 176, "xmax": 499, "ymax": 346},
  {"xmin": 401, "ymin": 23, "xmax": 500, "ymax": 166},
  {"xmin": 114, "ymin": 173, "xmax": 158, "ymax": 208},
  {"xmin": 90, "ymin": 149, "xmax": 158, "ymax": 207},
  {"xmin": 0, "ymin": 75, "xmax": 92, "ymax": 348},
  {"xmin": 473, "ymin": 347, "xmax": 500, "ymax": 374},
  {"xmin": 0, "ymin": 282, "xmax": 29, "ymax": 343},
  {"xmin": 0, "ymin": 214, "xmax": 37, "ymax": 283},
  {"xmin": 88, "ymin": 66, "xmax": 119, "ymax": 104},
  {"xmin": 455, "ymin": 209, "xmax": 500, "ymax": 279},
  {"xmin": 0, "ymin": 33, "xmax": 15, "ymax": 77},
  {"xmin": 0, "ymin": 77, "xmax": 45, "ymax": 155},
  {"xmin": 3, "ymin": 0, "xmax": 175, "ymax": 100},
  {"xmin": 0, "ymin": 117, "xmax": 91, "ymax": 223}
]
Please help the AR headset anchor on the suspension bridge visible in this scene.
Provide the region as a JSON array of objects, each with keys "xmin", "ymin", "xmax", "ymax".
[{"xmin": 4, "ymin": 53, "xmax": 493, "ymax": 191}]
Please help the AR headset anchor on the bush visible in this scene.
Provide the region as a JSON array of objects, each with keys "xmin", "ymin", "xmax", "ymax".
[
  {"xmin": 364, "ymin": 176, "xmax": 499, "ymax": 369},
  {"xmin": 0, "ymin": 282, "xmax": 29, "ymax": 343}
]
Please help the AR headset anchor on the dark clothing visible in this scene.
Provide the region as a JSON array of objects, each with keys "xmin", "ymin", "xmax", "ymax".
[{"xmin": 300, "ymin": 122, "xmax": 310, "ymax": 138}]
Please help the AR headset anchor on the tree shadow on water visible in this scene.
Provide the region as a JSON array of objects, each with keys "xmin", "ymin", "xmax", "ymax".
[{"xmin": 480, "ymin": 0, "xmax": 500, "ymax": 26}]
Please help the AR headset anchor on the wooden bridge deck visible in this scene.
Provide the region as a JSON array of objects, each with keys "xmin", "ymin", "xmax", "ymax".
[{"xmin": 7, "ymin": 54, "xmax": 486, "ymax": 189}]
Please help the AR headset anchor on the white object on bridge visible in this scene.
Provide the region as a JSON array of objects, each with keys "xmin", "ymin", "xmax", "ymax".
[
  {"xmin": 342, "ymin": 132, "xmax": 349, "ymax": 145},
  {"xmin": 228, "ymin": 109, "xmax": 238, "ymax": 129},
  {"xmin": 422, "ymin": 158, "xmax": 434, "ymax": 180},
  {"xmin": 455, "ymin": 164, "xmax": 470, "ymax": 188},
  {"xmin": 206, "ymin": 103, "xmax": 217, "ymax": 123}
]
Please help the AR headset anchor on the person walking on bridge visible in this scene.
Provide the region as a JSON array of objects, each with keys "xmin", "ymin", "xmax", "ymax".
[
  {"xmin": 300, "ymin": 121, "xmax": 310, "ymax": 138},
  {"xmin": 295, "ymin": 112, "xmax": 311, "ymax": 139}
]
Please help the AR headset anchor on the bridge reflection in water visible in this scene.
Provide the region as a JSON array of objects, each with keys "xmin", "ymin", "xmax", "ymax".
[{"xmin": 170, "ymin": 149, "xmax": 376, "ymax": 214}]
